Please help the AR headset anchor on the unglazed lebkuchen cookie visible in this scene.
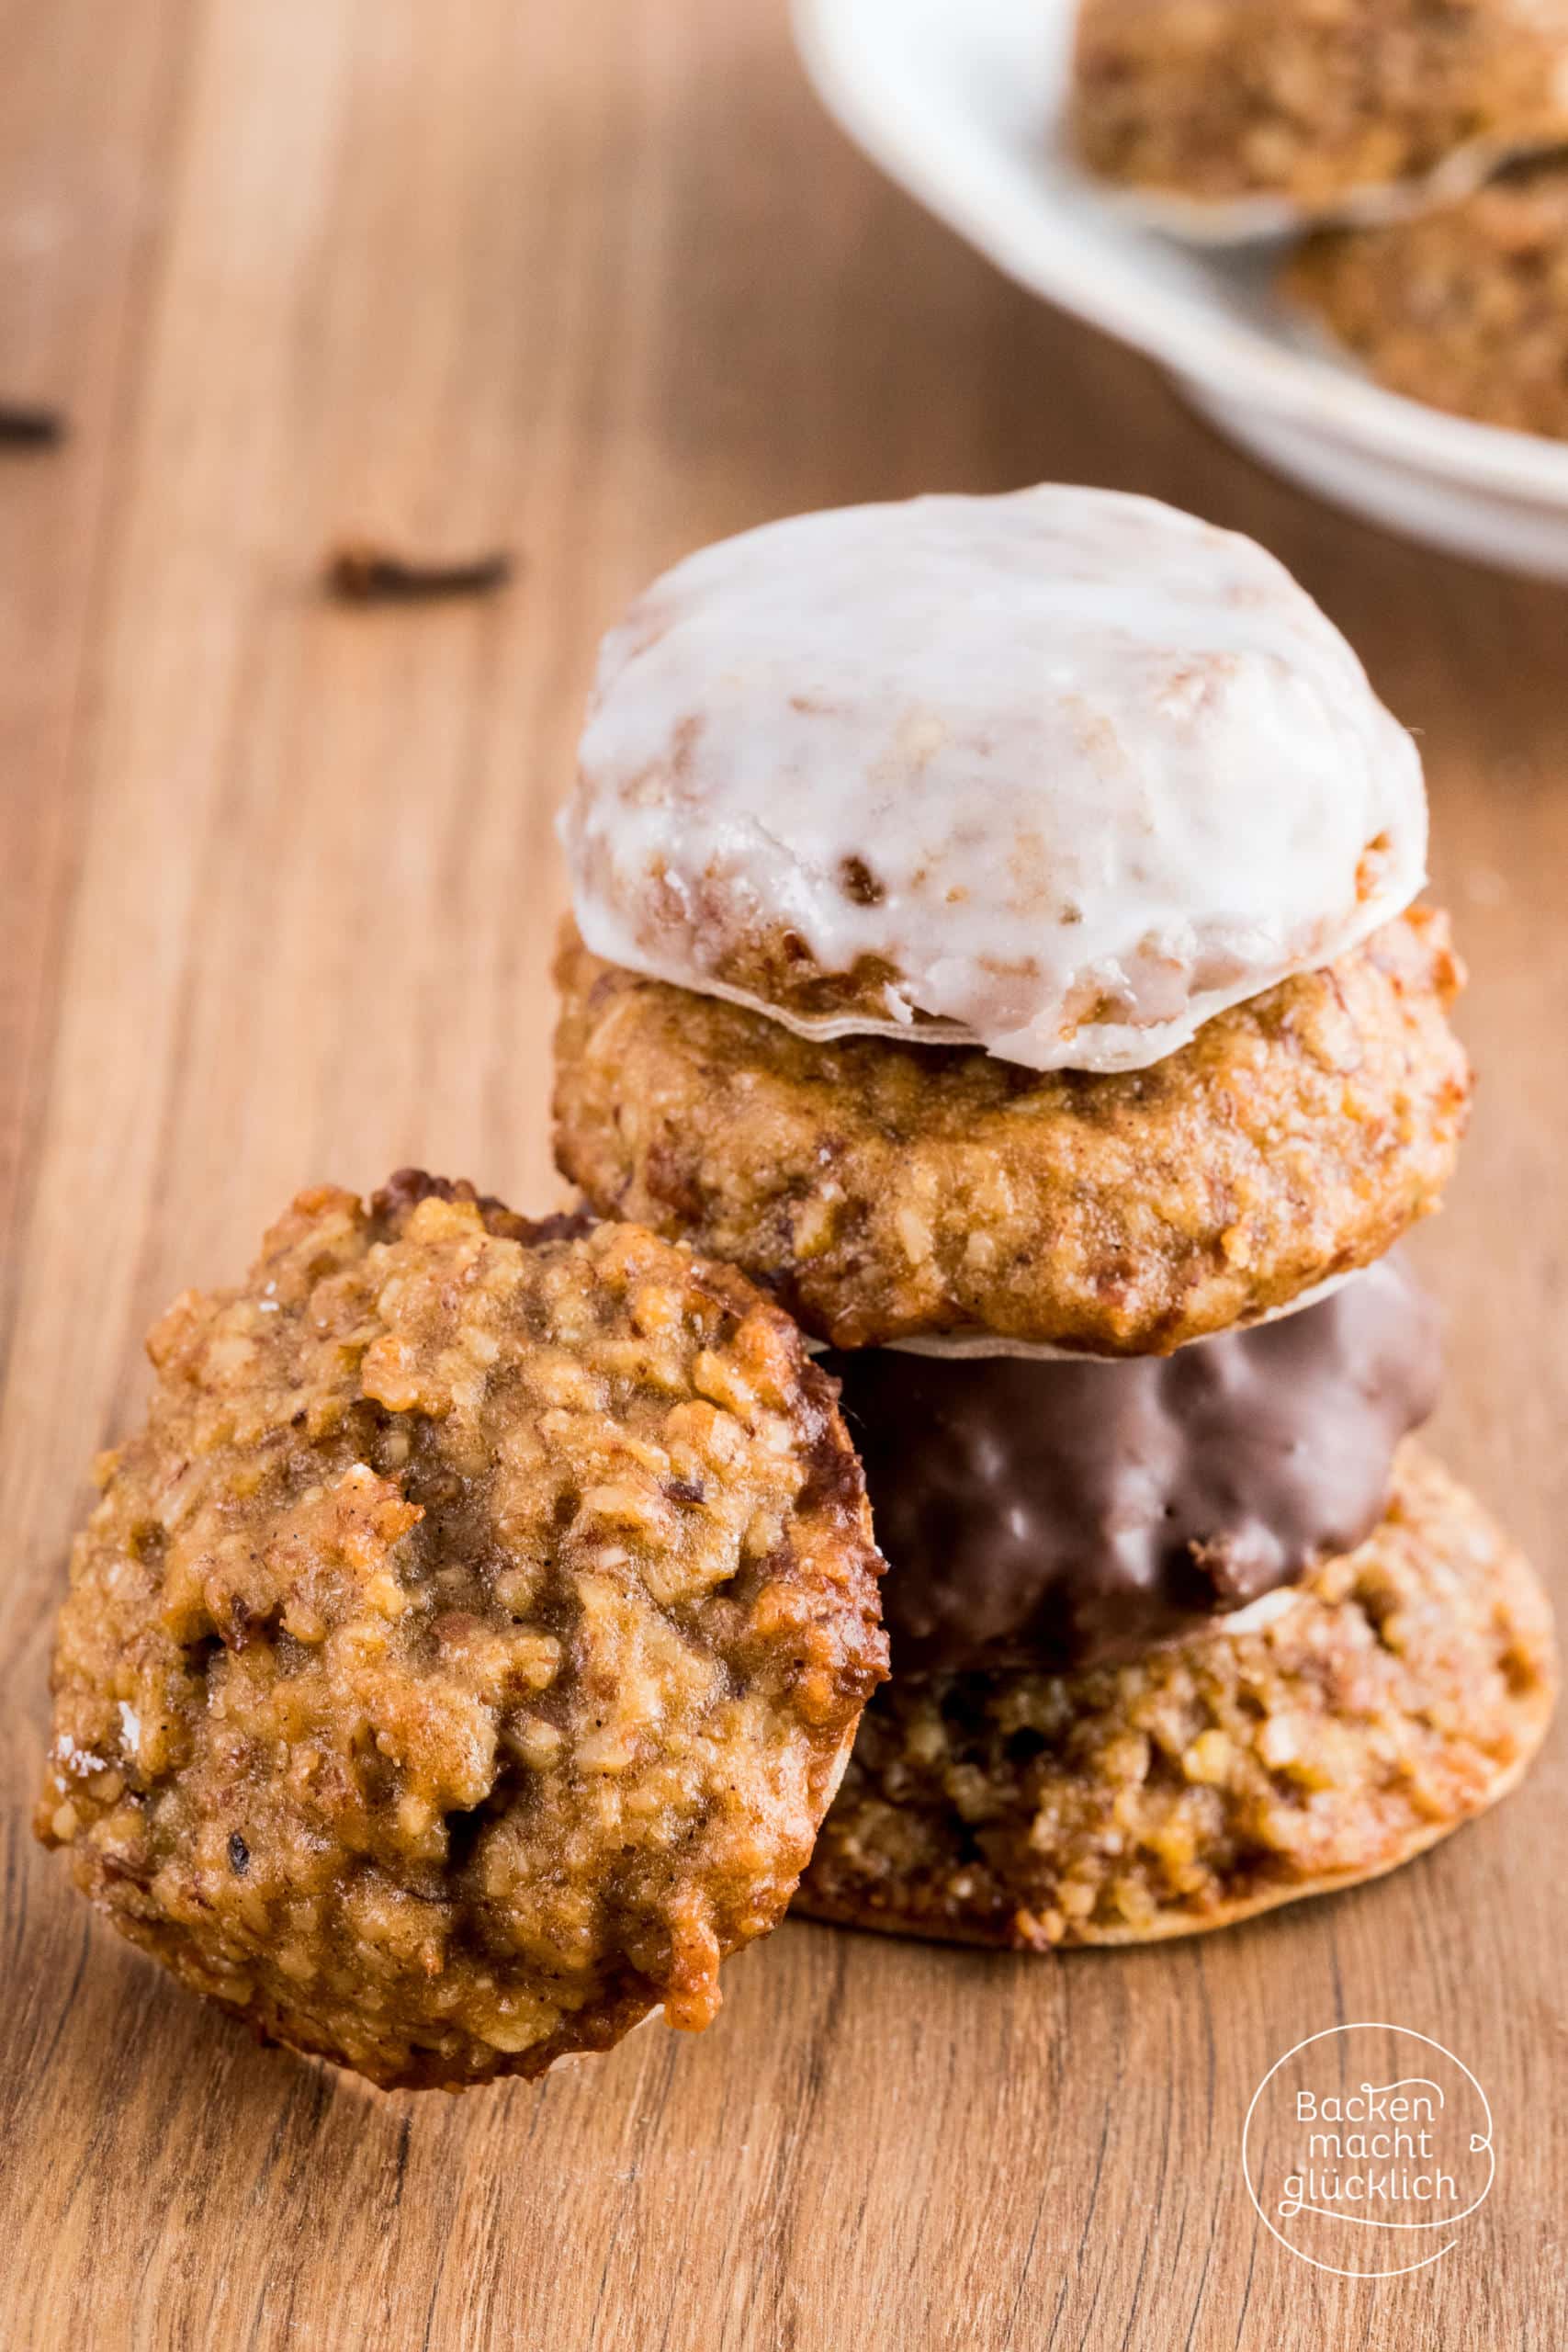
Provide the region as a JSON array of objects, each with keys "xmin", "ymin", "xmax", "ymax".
[
  {"xmin": 554, "ymin": 908, "xmax": 1469, "ymax": 1352},
  {"xmin": 1071, "ymin": 0, "xmax": 1568, "ymax": 221},
  {"xmin": 1285, "ymin": 154, "xmax": 1568, "ymax": 439},
  {"xmin": 35, "ymin": 1173, "xmax": 886, "ymax": 2089}
]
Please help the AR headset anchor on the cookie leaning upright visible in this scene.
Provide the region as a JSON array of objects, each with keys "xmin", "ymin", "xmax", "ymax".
[
  {"xmin": 36, "ymin": 1173, "xmax": 885, "ymax": 2088},
  {"xmin": 552, "ymin": 484, "xmax": 1556, "ymax": 1952}
]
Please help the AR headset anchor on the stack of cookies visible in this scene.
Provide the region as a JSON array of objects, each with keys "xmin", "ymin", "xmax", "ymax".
[
  {"xmin": 555, "ymin": 483, "xmax": 1558, "ymax": 1951},
  {"xmin": 30, "ymin": 489, "xmax": 1560, "ymax": 2100}
]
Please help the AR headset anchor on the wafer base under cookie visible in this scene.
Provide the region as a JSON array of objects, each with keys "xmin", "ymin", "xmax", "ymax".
[{"xmin": 794, "ymin": 1444, "xmax": 1555, "ymax": 1950}]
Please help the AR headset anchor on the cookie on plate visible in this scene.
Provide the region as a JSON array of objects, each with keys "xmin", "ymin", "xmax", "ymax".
[
  {"xmin": 1071, "ymin": 0, "xmax": 1568, "ymax": 220},
  {"xmin": 1286, "ymin": 155, "xmax": 1568, "ymax": 437}
]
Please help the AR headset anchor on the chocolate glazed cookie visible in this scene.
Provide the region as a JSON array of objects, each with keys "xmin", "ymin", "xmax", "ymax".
[
  {"xmin": 795, "ymin": 1447, "xmax": 1558, "ymax": 1951},
  {"xmin": 824, "ymin": 1255, "xmax": 1440, "ymax": 1673}
]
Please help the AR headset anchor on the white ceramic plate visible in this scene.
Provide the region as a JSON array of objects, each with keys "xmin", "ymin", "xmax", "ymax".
[{"xmin": 794, "ymin": 0, "xmax": 1568, "ymax": 578}]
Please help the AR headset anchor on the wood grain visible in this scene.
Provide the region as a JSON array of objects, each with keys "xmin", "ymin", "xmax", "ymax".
[{"xmin": 2, "ymin": 3, "xmax": 1564, "ymax": 2345}]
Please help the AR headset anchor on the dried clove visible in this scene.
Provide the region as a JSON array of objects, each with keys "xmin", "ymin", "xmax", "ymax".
[
  {"xmin": 0, "ymin": 402, "xmax": 67, "ymax": 447},
  {"xmin": 325, "ymin": 539, "xmax": 516, "ymax": 603}
]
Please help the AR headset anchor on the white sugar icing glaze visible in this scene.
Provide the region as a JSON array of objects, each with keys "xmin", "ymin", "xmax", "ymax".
[{"xmin": 561, "ymin": 487, "xmax": 1427, "ymax": 1073}]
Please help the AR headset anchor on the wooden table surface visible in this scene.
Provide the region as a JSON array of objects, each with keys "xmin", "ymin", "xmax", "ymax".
[{"xmin": 4, "ymin": 3, "xmax": 1565, "ymax": 2346}]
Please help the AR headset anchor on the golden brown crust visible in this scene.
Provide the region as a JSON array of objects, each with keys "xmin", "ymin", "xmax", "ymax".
[
  {"xmin": 1071, "ymin": 0, "xmax": 1568, "ymax": 210},
  {"xmin": 1286, "ymin": 159, "xmax": 1568, "ymax": 437},
  {"xmin": 649, "ymin": 910, "xmax": 926, "ymax": 1032},
  {"xmin": 794, "ymin": 1444, "xmax": 1556, "ymax": 1949},
  {"xmin": 552, "ymin": 910, "xmax": 1471, "ymax": 1352},
  {"xmin": 36, "ymin": 1176, "xmax": 886, "ymax": 2089}
]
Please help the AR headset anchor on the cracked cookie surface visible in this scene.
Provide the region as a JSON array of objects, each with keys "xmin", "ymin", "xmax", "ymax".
[{"xmin": 36, "ymin": 1172, "xmax": 885, "ymax": 2089}]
